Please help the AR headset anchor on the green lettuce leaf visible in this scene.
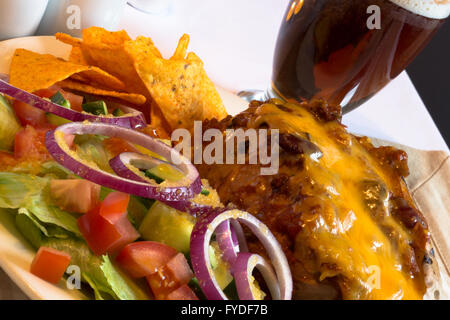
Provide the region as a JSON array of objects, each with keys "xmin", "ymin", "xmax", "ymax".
[
  {"xmin": 0, "ymin": 173, "xmax": 46, "ymax": 208},
  {"xmin": 15, "ymin": 211, "xmax": 43, "ymax": 249},
  {"xmin": 26, "ymin": 187, "xmax": 81, "ymax": 236},
  {"xmin": 39, "ymin": 161, "xmax": 73, "ymax": 179},
  {"xmin": 100, "ymin": 255, "xmax": 150, "ymax": 300},
  {"xmin": 74, "ymin": 134, "xmax": 112, "ymax": 173},
  {"xmin": 0, "ymin": 172, "xmax": 80, "ymax": 236},
  {"xmin": 14, "ymin": 208, "xmax": 149, "ymax": 300}
]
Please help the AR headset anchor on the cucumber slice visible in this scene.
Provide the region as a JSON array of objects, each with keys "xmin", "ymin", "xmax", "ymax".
[
  {"xmin": 143, "ymin": 170, "xmax": 164, "ymax": 184},
  {"xmin": 146, "ymin": 163, "xmax": 185, "ymax": 182},
  {"xmin": 50, "ymin": 91, "xmax": 71, "ymax": 109},
  {"xmin": 112, "ymin": 108, "xmax": 125, "ymax": 116},
  {"xmin": 46, "ymin": 113, "xmax": 71, "ymax": 126},
  {"xmin": 47, "ymin": 91, "xmax": 72, "ymax": 125},
  {"xmin": 138, "ymin": 201, "xmax": 195, "ymax": 254},
  {"xmin": 82, "ymin": 101, "xmax": 107, "ymax": 115},
  {"xmin": 209, "ymin": 243, "xmax": 233, "ymax": 289},
  {"xmin": 0, "ymin": 94, "xmax": 21, "ymax": 151}
]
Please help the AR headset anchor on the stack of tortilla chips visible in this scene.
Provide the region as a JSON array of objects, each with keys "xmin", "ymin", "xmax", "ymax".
[
  {"xmin": 56, "ymin": 27, "xmax": 227, "ymax": 133},
  {"xmin": 9, "ymin": 27, "xmax": 227, "ymax": 136}
]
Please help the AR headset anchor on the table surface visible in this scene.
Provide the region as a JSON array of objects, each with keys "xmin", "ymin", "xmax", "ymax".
[{"xmin": 121, "ymin": 0, "xmax": 449, "ymax": 153}]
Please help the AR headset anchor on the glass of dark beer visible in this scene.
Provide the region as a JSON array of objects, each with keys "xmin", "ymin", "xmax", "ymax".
[{"xmin": 241, "ymin": 0, "xmax": 449, "ymax": 113}]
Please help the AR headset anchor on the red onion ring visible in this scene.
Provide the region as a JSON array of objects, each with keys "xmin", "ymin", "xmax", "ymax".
[
  {"xmin": 109, "ymin": 152, "xmax": 210, "ymax": 215},
  {"xmin": 0, "ymin": 77, "xmax": 146, "ymax": 129},
  {"xmin": 234, "ymin": 252, "xmax": 281, "ymax": 300},
  {"xmin": 109, "ymin": 152, "xmax": 169, "ymax": 184},
  {"xmin": 45, "ymin": 122, "xmax": 202, "ymax": 201},
  {"xmin": 190, "ymin": 209, "xmax": 292, "ymax": 300},
  {"xmin": 215, "ymin": 219, "xmax": 248, "ymax": 268}
]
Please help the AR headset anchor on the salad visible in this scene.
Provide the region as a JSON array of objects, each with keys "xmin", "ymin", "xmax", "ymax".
[{"xmin": 0, "ymin": 28, "xmax": 292, "ymax": 300}]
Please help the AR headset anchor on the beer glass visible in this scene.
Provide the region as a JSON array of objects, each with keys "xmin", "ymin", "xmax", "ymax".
[{"xmin": 240, "ymin": 0, "xmax": 450, "ymax": 113}]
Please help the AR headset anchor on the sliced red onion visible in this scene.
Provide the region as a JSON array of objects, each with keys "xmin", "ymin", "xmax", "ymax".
[
  {"xmin": 0, "ymin": 77, "xmax": 146, "ymax": 129},
  {"xmin": 215, "ymin": 219, "xmax": 248, "ymax": 268},
  {"xmin": 234, "ymin": 252, "xmax": 281, "ymax": 300},
  {"xmin": 109, "ymin": 151, "xmax": 222, "ymax": 217},
  {"xmin": 45, "ymin": 122, "xmax": 202, "ymax": 201},
  {"xmin": 109, "ymin": 152, "xmax": 169, "ymax": 184},
  {"xmin": 161, "ymin": 199, "xmax": 215, "ymax": 217},
  {"xmin": 190, "ymin": 209, "xmax": 292, "ymax": 300}
]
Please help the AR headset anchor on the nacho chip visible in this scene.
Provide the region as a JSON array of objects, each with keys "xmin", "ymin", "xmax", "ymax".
[
  {"xmin": 57, "ymin": 79, "xmax": 146, "ymax": 105},
  {"xmin": 78, "ymin": 28, "xmax": 152, "ymax": 100},
  {"xmin": 68, "ymin": 46, "xmax": 88, "ymax": 65},
  {"xmin": 82, "ymin": 27, "xmax": 131, "ymax": 47},
  {"xmin": 55, "ymin": 32, "xmax": 82, "ymax": 47},
  {"xmin": 171, "ymin": 34, "xmax": 189, "ymax": 60},
  {"xmin": 125, "ymin": 34, "xmax": 227, "ymax": 130},
  {"xmin": 55, "ymin": 28, "xmax": 227, "ymax": 131},
  {"xmin": 150, "ymin": 100, "xmax": 172, "ymax": 136},
  {"xmin": 9, "ymin": 49, "xmax": 125, "ymax": 92}
]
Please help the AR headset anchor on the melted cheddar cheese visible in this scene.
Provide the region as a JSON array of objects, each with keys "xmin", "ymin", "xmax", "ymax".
[{"xmin": 250, "ymin": 102, "xmax": 425, "ymax": 299}]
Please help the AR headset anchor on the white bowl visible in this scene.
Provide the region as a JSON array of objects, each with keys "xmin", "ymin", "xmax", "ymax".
[{"xmin": 0, "ymin": 0, "xmax": 49, "ymax": 41}]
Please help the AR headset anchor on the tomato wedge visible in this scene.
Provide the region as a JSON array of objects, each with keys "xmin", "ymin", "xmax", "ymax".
[
  {"xmin": 13, "ymin": 87, "xmax": 84, "ymax": 127},
  {"xmin": 14, "ymin": 125, "xmax": 51, "ymax": 161},
  {"xmin": 30, "ymin": 247, "xmax": 71, "ymax": 284},
  {"xmin": 100, "ymin": 192, "xmax": 130, "ymax": 223},
  {"xmin": 146, "ymin": 253, "xmax": 194, "ymax": 300},
  {"xmin": 34, "ymin": 86, "xmax": 83, "ymax": 112},
  {"xmin": 77, "ymin": 192, "xmax": 139, "ymax": 255},
  {"xmin": 103, "ymin": 138, "xmax": 139, "ymax": 158},
  {"xmin": 50, "ymin": 179, "xmax": 100, "ymax": 214},
  {"xmin": 166, "ymin": 284, "xmax": 199, "ymax": 300},
  {"xmin": 60, "ymin": 90, "xmax": 83, "ymax": 112},
  {"xmin": 116, "ymin": 241, "xmax": 178, "ymax": 278},
  {"xmin": 13, "ymin": 100, "xmax": 48, "ymax": 128}
]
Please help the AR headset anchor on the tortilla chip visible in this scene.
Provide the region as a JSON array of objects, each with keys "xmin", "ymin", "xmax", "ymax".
[
  {"xmin": 57, "ymin": 79, "xmax": 146, "ymax": 105},
  {"xmin": 78, "ymin": 28, "xmax": 152, "ymax": 100},
  {"xmin": 55, "ymin": 28, "xmax": 227, "ymax": 131},
  {"xmin": 68, "ymin": 46, "xmax": 88, "ymax": 65},
  {"xmin": 55, "ymin": 32, "xmax": 82, "ymax": 47},
  {"xmin": 150, "ymin": 100, "xmax": 172, "ymax": 136},
  {"xmin": 125, "ymin": 34, "xmax": 227, "ymax": 130},
  {"xmin": 9, "ymin": 49, "xmax": 125, "ymax": 92},
  {"xmin": 171, "ymin": 34, "xmax": 189, "ymax": 60},
  {"xmin": 82, "ymin": 27, "xmax": 131, "ymax": 47}
]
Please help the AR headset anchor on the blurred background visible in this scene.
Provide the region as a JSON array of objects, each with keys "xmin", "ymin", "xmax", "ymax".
[{"xmin": 407, "ymin": 22, "xmax": 450, "ymax": 147}]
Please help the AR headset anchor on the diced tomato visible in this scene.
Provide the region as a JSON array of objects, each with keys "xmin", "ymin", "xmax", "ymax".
[
  {"xmin": 35, "ymin": 86, "xmax": 83, "ymax": 112},
  {"xmin": 103, "ymin": 138, "xmax": 139, "ymax": 158},
  {"xmin": 50, "ymin": 179, "xmax": 100, "ymax": 214},
  {"xmin": 99, "ymin": 192, "xmax": 130, "ymax": 223},
  {"xmin": 146, "ymin": 253, "xmax": 194, "ymax": 300},
  {"xmin": 166, "ymin": 284, "xmax": 199, "ymax": 300},
  {"xmin": 33, "ymin": 86, "xmax": 59, "ymax": 98},
  {"xmin": 77, "ymin": 192, "xmax": 139, "ymax": 256},
  {"xmin": 13, "ymin": 100, "xmax": 48, "ymax": 127},
  {"xmin": 13, "ymin": 86, "xmax": 84, "ymax": 127},
  {"xmin": 30, "ymin": 247, "xmax": 71, "ymax": 284},
  {"xmin": 14, "ymin": 125, "xmax": 51, "ymax": 161},
  {"xmin": 164, "ymin": 253, "xmax": 194, "ymax": 285},
  {"xmin": 116, "ymin": 241, "xmax": 177, "ymax": 278},
  {"xmin": 63, "ymin": 133, "xmax": 75, "ymax": 149}
]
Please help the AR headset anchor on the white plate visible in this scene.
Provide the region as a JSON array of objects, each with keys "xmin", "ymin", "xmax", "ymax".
[{"xmin": 0, "ymin": 36, "xmax": 249, "ymax": 300}]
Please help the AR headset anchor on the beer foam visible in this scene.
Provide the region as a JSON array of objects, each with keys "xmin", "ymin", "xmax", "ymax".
[{"xmin": 390, "ymin": 0, "xmax": 450, "ymax": 19}]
